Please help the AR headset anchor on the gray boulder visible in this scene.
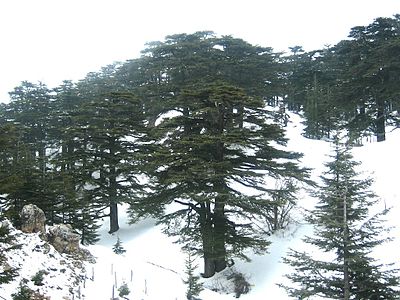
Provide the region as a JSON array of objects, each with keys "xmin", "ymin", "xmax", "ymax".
[
  {"xmin": 20, "ymin": 204, "xmax": 46, "ymax": 235},
  {"xmin": 47, "ymin": 224, "xmax": 81, "ymax": 254}
]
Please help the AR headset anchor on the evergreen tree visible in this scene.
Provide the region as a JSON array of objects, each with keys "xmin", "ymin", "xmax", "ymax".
[
  {"xmin": 51, "ymin": 80, "xmax": 102, "ymax": 244},
  {"xmin": 11, "ymin": 281, "xmax": 33, "ymax": 300},
  {"xmin": 112, "ymin": 236, "xmax": 126, "ymax": 255},
  {"xmin": 75, "ymin": 67, "xmax": 147, "ymax": 234},
  {"xmin": 281, "ymin": 136, "xmax": 399, "ymax": 299},
  {"xmin": 127, "ymin": 32, "xmax": 311, "ymax": 277},
  {"xmin": 284, "ymin": 15, "xmax": 400, "ymax": 143},
  {"xmin": 283, "ymin": 45, "xmax": 308, "ymax": 112},
  {"xmin": 1, "ymin": 82, "xmax": 58, "ymax": 225},
  {"xmin": 118, "ymin": 282, "xmax": 130, "ymax": 299},
  {"xmin": 0, "ymin": 217, "xmax": 19, "ymax": 285},
  {"xmin": 0, "ymin": 105, "xmax": 18, "ymax": 211},
  {"xmin": 50, "ymin": 80, "xmax": 83, "ymax": 221},
  {"xmin": 183, "ymin": 251, "xmax": 203, "ymax": 300},
  {"xmin": 284, "ymin": 46, "xmax": 343, "ymax": 140},
  {"xmin": 331, "ymin": 15, "xmax": 400, "ymax": 142},
  {"xmin": 302, "ymin": 48, "xmax": 339, "ymax": 140}
]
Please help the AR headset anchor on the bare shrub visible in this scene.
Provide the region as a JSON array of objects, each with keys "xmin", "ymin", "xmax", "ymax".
[{"xmin": 227, "ymin": 271, "xmax": 250, "ymax": 298}]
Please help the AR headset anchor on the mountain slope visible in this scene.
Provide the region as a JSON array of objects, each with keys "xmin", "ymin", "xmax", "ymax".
[
  {"xmin": 0, "ymin": 220, "xmax": 87, "ymax": 299},
  {"xmin": 1, "ymin": 112, "xmax": 399, "ymax": 299}
]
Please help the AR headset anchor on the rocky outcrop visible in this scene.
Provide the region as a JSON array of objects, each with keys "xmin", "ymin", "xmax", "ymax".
[
  {"xmin": 20, "ymin": 204, "xmax": 46, "ymax": 235},
  {"xmin": 19, "ymin": 204, "xmax": 93, "ymax": 260},
  {"xmin": 47, "ymin": 224, "xmax": 81, "ymax": 254},
  {"xmin": 0, "ymin": 218, "xmax": 88, "ymax": 299}
]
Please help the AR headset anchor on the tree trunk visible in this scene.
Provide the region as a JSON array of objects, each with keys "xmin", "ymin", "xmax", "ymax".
[
  {"xmin": 273, "ymin": 205, "xmax": 279, "ymax": 231},
  {"xmin": 108, "ymin": 141, "xmax": 119, "ymax": 234},
  {"xmin": 237, "ymin": 105, "xmax": 244, "ymax": 129},
  {"xmin": 200, "ymin": 203, "xmax": 215, "ymax": 278},
  {"xmin": 376, "ymin": 97, "xmax": 386, "ymax": 142},
  {"xmin": 109, "ymin": 201, "xmax": 119, "ymax": 234},
  {"xmin": 343, "ymin": 186, "xmax": 350, "ymax": 300},
  {"xmin": 212, "ymin": 112, "xmax": 227, "ymax": 273},
  {"xmin": 203, "ymin": 255, "xmax": 215, "ymax": 279},
  {"xmin": 214, "ymin": 194, "xmax": 227, "ymax": 273}
]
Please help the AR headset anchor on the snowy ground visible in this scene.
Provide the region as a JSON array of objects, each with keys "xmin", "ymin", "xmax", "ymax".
[
  {"xmin": 0, "ymin": 220, "xmax": 86, "ymax": 299},
  {"xmin": 81, "ymin": 113, "xmax": 400, "ymax": 300},
  {"xmin": 1, "ymin": 112, "xmax": 399, "ymax": 299}
]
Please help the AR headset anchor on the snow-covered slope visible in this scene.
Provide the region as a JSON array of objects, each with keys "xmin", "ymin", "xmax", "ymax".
[
  {"xmin": 0, "ymin": 220, "xmax": 87, "ymax": 299},
  {"xmin": 1, "ymin": 112, "xmax": 399, "ymax": 299},
  {"xmin": 82, "ymin": 113, "xmax": 400, "ymax": 300}
]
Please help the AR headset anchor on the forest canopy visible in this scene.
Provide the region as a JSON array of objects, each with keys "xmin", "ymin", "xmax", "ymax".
[{"xmin": 0, "ymin": 15, "xmax": 399, "ymax": 281}]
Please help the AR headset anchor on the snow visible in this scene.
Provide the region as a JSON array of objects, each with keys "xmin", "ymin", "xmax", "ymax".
[
  {"xmin": 0, "ymin": 220, "xmax": 86, "ymax": 299},
  {"xmin": 1, "ymin": 111, "xmax": 399, "ymax": 299}
]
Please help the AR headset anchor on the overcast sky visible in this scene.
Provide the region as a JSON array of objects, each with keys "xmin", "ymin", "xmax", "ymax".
[{"xmin": 0, "ymin": 0, "xmax": 398, "ymax": 103}]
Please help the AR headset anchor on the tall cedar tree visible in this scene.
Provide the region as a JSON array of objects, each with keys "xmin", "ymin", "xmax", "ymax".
[
  {"xmin": 1, "ymin": 82, "xmax": 60, "ymax": 225},
  {"xmin": 75, "ymin": 67, "xmax": 147, "ymax": 234},
  {"xmin": 281, "ymin": 137, "xmax": 399, "ymax": 299},
  {"xmin": 127, "ymin": 32, "xmax": 310, "ymax": 277},
  {"xmin": 284, "ymin": 15, "xmax": 400, "ymax": 142},
  {"xmin": 284, "ymin": 47, "xmax": 340, "ymax": 140},
  {"xmin": 50, "ymin": 80, "xmax": 102, "ymax": 244},
  {"xmin": 0, "ymin": 106, "xmax": 36, "ymax": 224},
  {"xmin": 0, "ymin": 104, "xmax": 18, "ymax": 209},
  {"xmin": 342, "ymin": 16, "xmax": 400, "ymax": 142}
]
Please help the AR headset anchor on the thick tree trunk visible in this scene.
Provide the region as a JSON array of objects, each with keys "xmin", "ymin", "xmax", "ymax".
[
  {"xmin": 212, "ymin": 113, "xmax": 228, "ymax": 273},
  {"xmin": 108, "ymin": 141, "xmax": 119, "ymax": 234},
  {"xmin": 214, "ymin": 195, "xmax": 227, "ymax": 273},
  {"xmin": 109, "ymin": 201, "xmax": 119, "ymax": 234},
  {"xmin": 203, "ymin": 256, "xmax": 215, "ymax": 279},
  {"xmin": 200, "ymin": 203, "xmax": 215, "ymax": 278}
]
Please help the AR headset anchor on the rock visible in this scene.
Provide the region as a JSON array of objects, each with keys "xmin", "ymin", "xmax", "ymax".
[
  {"xmin": 20, "ymin": 204, "xmax": 46, "ymax": 235},
  {"xmin": 47, "ymin": 224, "xmax": 80, "ymax": 254}
]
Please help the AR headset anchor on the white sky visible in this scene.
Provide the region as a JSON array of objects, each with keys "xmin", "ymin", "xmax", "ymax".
[{"xmin": 0, "ymin": 0, "xmax": 398, "ymax": 103}]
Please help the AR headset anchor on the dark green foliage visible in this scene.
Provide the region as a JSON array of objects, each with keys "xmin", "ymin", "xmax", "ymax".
[
  {"xmin": 11, "ymin": 280, "xmax": 49, "ymax": 300},
  {"xmin": 118, "ymin": 282, "xmax": 130, "ymax": 298},
  {"xmin": 112, "ymin": 236, "xmax": 126, "ymax": 255},
  {"xmin": 0, "ymin": 265, "xmax": 19, "ymax": 286},
  {"xmin": 283, "ymin": 46, "xmax": 308, "ymax": 112},
  {"xmin": 73, "ymin": 67, "xmax": 148, "ymax": 234},
  {"xmin": 48, "ymin": 80, "xmax": 100, "ymax": 243},
  {"xmin": 285, "ymin": 47, "xmax": 341, "ymax": 139},
  {"xmin": 333, "ymin": 17, "xmax": 400, "ymax": 142},
  {"xmin": 2, "ymin": 82, "xmax": 58, "ymax": 223},
  {"xmin": 1, "ymin": 81, "xmax": 75, "ymax": 231},
  {"xmin": 11, "ymin": 281, "xmax": 33, "ymax": 300},
  {"xmin": 1, "ymin": 66, "xmax": 148, "ymax": 242},
  {"xmin": 0, "ymin": 16, "xmax": 398, "ymax": 284},
  {"xmin": 0, "ymin": 247, "xmax": 19, "ymax": 284},
  {"xmin": 0, "ymin": 217, "xmax": 19, "ymax": 285},
  {"xmin": 286, "ymin": 15, "xmax": 400, "ymax": 142},
  {"xmin": 31, "ymin": 270, "xmax": 48, "ymax": 286},
  {"xmin": 183, "ymin": 251, "xmax": 203, "ymax": 300},
  {"xmin": 281, "ymin": 136, "xmax": 399, "ymax": 299},
  {"xmin": 126, "ymin": 32, "xmax": 311, "ymax": 277}
]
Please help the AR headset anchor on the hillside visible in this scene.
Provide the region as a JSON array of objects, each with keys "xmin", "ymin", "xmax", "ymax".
[
  {"xmin": 1, "ymin": 112, "xmax": 399, "ymax": 299},
  {"xmin": 0, "ymin": 220, "xmax": 87, "ymax": 299}
]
